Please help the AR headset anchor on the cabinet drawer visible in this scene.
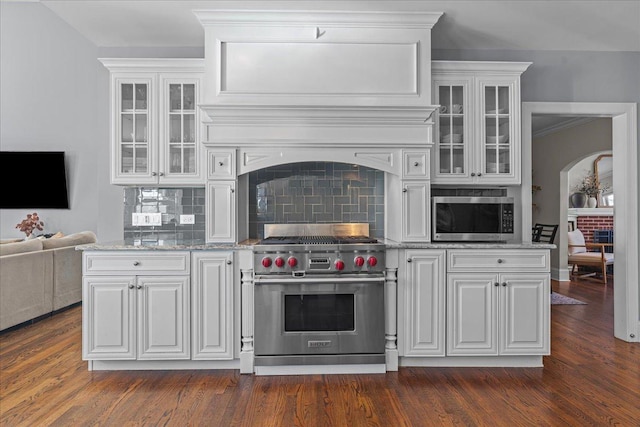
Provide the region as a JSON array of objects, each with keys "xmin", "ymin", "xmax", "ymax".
[
  {"xmin": 447, "ymin": 249, "xmax": 549, "ymax": 273},
  {"xmin": 207, "ymin": 150, "xmax": 235, "ymax": 179},
  {"xmin": 83, "ymin": 251, "xmax": 190, "ymax": 275},
  {"xmin": 403, "ymin": 151, "xmax": 430, "ymax": 179}
]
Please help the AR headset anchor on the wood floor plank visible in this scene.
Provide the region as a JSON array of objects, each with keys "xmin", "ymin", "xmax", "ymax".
[{"xmin": 1, "ymin": 277, "xmax": 639, "ymax": 426}]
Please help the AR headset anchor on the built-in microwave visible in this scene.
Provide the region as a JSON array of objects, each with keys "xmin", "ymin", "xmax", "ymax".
[{"xmin": 432, "ymin": 196, "xmax": 515, "ymax": 242}]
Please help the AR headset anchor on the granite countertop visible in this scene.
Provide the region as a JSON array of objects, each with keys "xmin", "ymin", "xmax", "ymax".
[{"xmin": 77, "ymin": 239, "xmax": 554, "ymax": 251}]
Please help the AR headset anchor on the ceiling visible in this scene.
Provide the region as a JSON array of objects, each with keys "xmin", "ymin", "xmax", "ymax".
[{"xmin": 33, "ymin": 0, "xmax": 640, "ymax": 52}]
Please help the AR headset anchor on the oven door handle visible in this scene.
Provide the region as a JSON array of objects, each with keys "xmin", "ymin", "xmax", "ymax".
[{"xmin": 254, "ymin": 276, "xmax": 385, "ymax": 285}]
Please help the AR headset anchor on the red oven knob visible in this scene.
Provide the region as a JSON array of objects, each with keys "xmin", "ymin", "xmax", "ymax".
[
  {"xmin": 261, "ymin": 257, "xmax": 272, "ymax": 268},
  {"xmin": 367, "ymin": 256, "xmax": 378, "ymax": 267},
  {"xmin": 335, "ymin": 260, "xmax": 345, "ymax": 271},
  {"xmin": 287, "ymin": 256, "xmax": 298, "ymax": 268},
  {"xmin": 354, "ymin": 256, "xmax": 365, "ymax": 267},
  {"xmin": 274, "ymin": 257, "xmax": 285, "ymax": 268}
]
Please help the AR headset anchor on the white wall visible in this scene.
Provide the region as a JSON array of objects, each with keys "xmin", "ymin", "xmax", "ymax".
[{"xmin": 0, "ymin": 3, "xmax": 108, "ymax": 239}]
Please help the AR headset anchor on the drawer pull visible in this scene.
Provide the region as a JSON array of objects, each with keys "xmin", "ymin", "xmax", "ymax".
[
  {"xmin": 407, "ymin": 258, "xmax": 412, "ymax": 263},
  {"xmin": 502, "ymin": 282, "xmax": 507, "ymax": 287},
  {"xmin": 413, "ymin": 161, "xmax": 419, "ymax": 167},
  {"xmin": 218, "ymin": 161, "xmax": 224, "ymax": 166},
  {"xmin": 137, "ymin": 285, "xmax": 142, "ymax": 289},
  {"xmin": 128, "ymin": 284, "xmax": 134, "ymax": 289},
  {"xmin": 494, "ymin": 282, "xmax": 499, "ymax": 287},
  {"xmin": 497, "ymin": 259, "xmax": 504, "ymax": 263},
  {"xmin": 133, "ymin": 261, "xmax": 140, "ymax": 266},
  {"xmin": 226, "ymin": 260, "xmax": 232, "ymax": 265}
]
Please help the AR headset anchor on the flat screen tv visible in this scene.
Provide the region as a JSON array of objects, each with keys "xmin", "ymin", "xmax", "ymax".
[{"xmin": 0, "ymin": 151, "xmax": 70, "ymax": 209}]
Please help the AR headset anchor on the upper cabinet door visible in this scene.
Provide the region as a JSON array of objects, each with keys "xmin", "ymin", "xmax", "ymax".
[
  {"xmin": 113, "ymin": 76, "xmax": 158, "ymax": 185},
  {"xmin": 159, "ymin": 75, "xmax": 204, "ymax": 185}
]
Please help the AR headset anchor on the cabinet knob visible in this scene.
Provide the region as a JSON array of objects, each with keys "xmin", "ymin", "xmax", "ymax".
[
  {"xmin": 477, "ymin": 173, "xmax": 482, "ymax": 176},
  {"xmin": 226, "ymin": 260, "xmax": 232, "ymax": 265},
  {"xmin": 470, "ymin": 172, "xmax": 476, "ymax": 177},
  {"xmin": 151, "ymin": 172, "xmax": 157, "ymax": 177},
  {"xmin": 502, "ymin": 282, "xmax": 508, "ymax": 287},
  {"xmin": 218, "ymin": 161, "xmax": 224, "ymax": 166},
  {"xmin": 402, "ymin": 188, "xmax": 408, "ymax": 193},
  {"xmin": 497, "ymin": 259, "xmax": 504, "ymax": 263},
  {"xmin": 413, "ymin": 161, "xmax": 419, "ymax": 167},
  {"xmin": 159, "ymin": 172, "xmax": 164, "ymax": 177},
  {"xmin": 128, "ymin": 284, "xmax": 134, "ymax": 289},
  {"xmin": 133, "ymin": 261, "xmax": 140, "ymax": 266},
  {"xmin": 494, "ymin": 282, "xmax": 499, "ymax": 287},
  {"xmin": 407, "ymin": 258, "xmax": 412, "ymax": 263},
  {"xmin": 230, "ymin": 188, "xmax": 235, "ymax": 193},
  {"xmin": 137, "ymin": 285, "xmax": 142, "ymax": 289}
]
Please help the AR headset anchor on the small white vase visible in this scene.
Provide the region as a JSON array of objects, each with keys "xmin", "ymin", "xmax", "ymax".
[{"xmin": 587, "ymin": 197, "xmax": 597, "ymax": 208}]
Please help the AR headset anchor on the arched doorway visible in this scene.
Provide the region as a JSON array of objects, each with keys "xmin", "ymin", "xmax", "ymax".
[{"xmin": 522, "ymin": 102, "xmax": 638, "ymax": 343}]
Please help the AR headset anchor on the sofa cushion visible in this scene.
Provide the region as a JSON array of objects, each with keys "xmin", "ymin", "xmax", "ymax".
[
  {"xmin": 41, "ymin": 231, "xmax": 97, "ymax": 250},
  {"xmin": 0, "ymin": 239, "xmax": 43, "ymax": 256},
  {"xmin": 568, "ymin": 229, "xmax": 587, "ymax": 255}
]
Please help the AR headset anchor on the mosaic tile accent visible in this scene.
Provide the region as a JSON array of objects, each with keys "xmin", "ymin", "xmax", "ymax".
[
  {"xmin": 248, "ymin": 162, "xmax": 385, "ymax": 239},
  {"xmin": 123, "ymin": 187, "xmax": 206, "ymax": 244}
]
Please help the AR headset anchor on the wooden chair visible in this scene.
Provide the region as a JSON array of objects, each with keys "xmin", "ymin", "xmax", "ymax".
[
  {"xmin": 567, "ymin": 229, "xmax": 614, "ymax": 285},
  {"xmin": 533, "ymin": 223, "xmax": 558, "ymax": 244}
]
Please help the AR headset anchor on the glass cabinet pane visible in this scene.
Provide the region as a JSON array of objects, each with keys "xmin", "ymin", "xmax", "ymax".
[
  {"xmin": 438, "ymin": 83, "xmax": 465, "ymax": 175},
  {"xmin": 170, "ymin": 114, "xmax": 181, "ymax": 142},
  {"xmin": 121, "ymin": 114, "xmax": 133, "ymax": 142},
  {"xmin": 184, "ymin": 115, "xmax": 195, "ymax": 142},
  {"xmin": 135, "ymin": 114, "xmax": 147, "ymax": 142},
  {"xmin": 135, "ymin": 84, "xmax": 147, "ymax": 110},
  {"xmin": 122, "ymin": 84, "xmax": 133, "ymax": 110},
  {"xmin": 170, "ymin": 84, "xmax": 182, "ymax": 111},
  {"xmin": 164, "ymin": 82, "xmax": 197, "ymax": 176},
  {"xmin": 183, "ymin": 84, "xmax": 195, "ymax": 110}
]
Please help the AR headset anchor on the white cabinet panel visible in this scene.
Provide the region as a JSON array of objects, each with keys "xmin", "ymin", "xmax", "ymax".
[
  {"xmin": 447, "ymin": 249, "xmax": 549, "ymax": 273},
  {"xmin": 83, "ymin": 276, "xmax": 136, "ymax": 360},
  {"xmin": 138, "ymin": 276, "xmax": 190, "ymax": 360},
  {"xmin": 402, "ymin": 182, "xmax": 430, "ymax": 241},
  {"xmin": 192, "ymin": 252, "xmax": 234, "ymax": 360},
  {"xmin": 83, "ymin": 252, "xmax": 189, "ymax": 275},
  {"xmin": 400, "ymin": 250, "xmax": 445, "ymax": 356},
  {"xmin": 206, "ymin": 181, "xmax": 236, "ymax": 243}
]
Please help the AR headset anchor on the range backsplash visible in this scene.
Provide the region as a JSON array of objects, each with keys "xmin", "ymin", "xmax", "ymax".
[
  {"xmin": 249, "ymin": 162, "xmax": 385, "ymax": 239},
  {"xmin": 123, "ymin": 187, "xmax": 206, "ymax": 244}
]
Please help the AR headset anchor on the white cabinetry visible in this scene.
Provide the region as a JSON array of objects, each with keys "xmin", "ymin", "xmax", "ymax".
[
  {"xmin": 82, "ymin": 251, "xmax": 190, "ymax": 360},
  {"xmin": 446, "ymin": 249, "xmax": 550, "ymax": 356},
  {"xmin": 401, "ymin": 150, "xmax": 431, "ymax": 242},
  {"xmin": 432, "ymin": 61, "xmax": 531, "ymax": 185},
  {"xmin": 191, "ymin": 252, "xmax": 234, "ymax": 360},
  {"xmin": 399, "ymin": 249, "xmax": 445, "ymax": 357},
  {"xmin": 206, "ymin": 181, "xmax": 236, "ymax": 243},
  {"xmin": 100, "ymin": 58, "xmax": 205, "ymax": 185},
  {"xmin": 195, "ymin": 10, "xmax": 442, "ymax": 107}
]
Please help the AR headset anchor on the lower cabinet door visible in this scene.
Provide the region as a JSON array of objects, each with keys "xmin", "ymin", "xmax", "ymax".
[
  {"xmin": 191, "ymin": 252, "xmax": 234, "ymax": 360},
  {"xmin": 499, "ymin": 273, "xmax": 550, "ymax": 355},
  {"xmin": 137, "ymin": 276, "xmax": 190, "ymax": 360},
  {"xmin": 447, "ymin": 273, "xmax": 499, "ymax": 355},
  {"xmin": 400, "ymin": 250, "xmax": 445, "ymax": 356},
  {"xmin": 83, "ymin": 276, "xmax": 136, "ymax": 360}
]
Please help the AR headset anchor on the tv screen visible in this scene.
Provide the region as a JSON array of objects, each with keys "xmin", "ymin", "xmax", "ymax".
[{"xmin": 0, "ymin": 151, "xmax": 70, "ymax": 209}]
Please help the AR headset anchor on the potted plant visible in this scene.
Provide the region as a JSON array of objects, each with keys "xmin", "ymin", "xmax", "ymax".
[
  {"xmin": 15, "ymin": 212, "xmax": 44, "ymax": 237},
  {"xmin": 572, "ymin": 172, "xmax": 609, "ymax": 208}
]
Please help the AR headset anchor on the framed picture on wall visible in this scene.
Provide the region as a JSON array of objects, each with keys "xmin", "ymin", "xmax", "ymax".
[{"xmin": 568, "ymin": 220, "xmax": 576, "ymax": 232}]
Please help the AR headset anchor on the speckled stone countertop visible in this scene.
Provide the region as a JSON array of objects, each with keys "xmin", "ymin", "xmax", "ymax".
[{"xmin": 77, "ymin": 239, "xmax": 554, "ymax": 251}]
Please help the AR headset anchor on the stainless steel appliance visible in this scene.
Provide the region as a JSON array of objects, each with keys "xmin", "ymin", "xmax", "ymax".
[
  {"xmin": 432, "ymin": 196, "xmax": 515, "ymax": 242},
  {"xmin": 253, "ymin": 224, "xmax": 386, "ymax": 367}
]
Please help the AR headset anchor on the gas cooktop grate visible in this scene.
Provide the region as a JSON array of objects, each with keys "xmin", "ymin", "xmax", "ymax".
[{"xmin": 258, "ymin": 235, "xmax": 378, "ymax": 245}]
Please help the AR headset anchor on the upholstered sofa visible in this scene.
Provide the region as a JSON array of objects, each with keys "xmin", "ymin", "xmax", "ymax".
[{"xmin": 0, "ymin": 231, "xmax": 97, "ymax": 331}]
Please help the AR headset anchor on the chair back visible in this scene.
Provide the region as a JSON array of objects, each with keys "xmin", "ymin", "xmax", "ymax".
[{"xmin": 533, "ymin": 223, "xmax": 558, "ymax": 244}]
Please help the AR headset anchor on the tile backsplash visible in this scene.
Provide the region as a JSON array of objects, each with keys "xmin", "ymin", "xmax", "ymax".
[
  {"xmin": 249, "ymin": 162, "xmax": 385, "ymax": 239},
  {"xmin": 123, "ymin": 187, "xmax": 206, "ymax": 244}
]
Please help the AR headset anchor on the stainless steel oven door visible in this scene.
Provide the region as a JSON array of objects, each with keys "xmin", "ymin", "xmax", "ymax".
[{"xmin": 253, "ymin": 275, "xmax": 385, "ymax": 357}]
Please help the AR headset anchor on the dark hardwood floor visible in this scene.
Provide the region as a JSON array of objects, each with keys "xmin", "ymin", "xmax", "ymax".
[{"xmin": 1, "ymin": 277, "xmax": 638, "ymax": 426}]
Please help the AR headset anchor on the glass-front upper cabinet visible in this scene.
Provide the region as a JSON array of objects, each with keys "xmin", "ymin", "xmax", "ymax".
[
  {"xmin": 432, "ymin": 61, "xmax": 531, "ymax": 185},
  {"xmin": 101, "ymin": 59, "xmax": 205, "ymax": 186},
  {"xmin": 164, "ymin": 80, "xmax": 199, "ymax": 180}
]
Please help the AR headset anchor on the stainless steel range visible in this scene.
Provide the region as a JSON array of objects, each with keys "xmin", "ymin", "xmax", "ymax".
[{"xmin": 253, "ymin": 224, "xmax": 386, "ymax": 367}]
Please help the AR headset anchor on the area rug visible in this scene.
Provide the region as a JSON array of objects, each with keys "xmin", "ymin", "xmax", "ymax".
[{"xmin": 551, "ymin": 292, "xmax": 587, "ymax": 305}]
